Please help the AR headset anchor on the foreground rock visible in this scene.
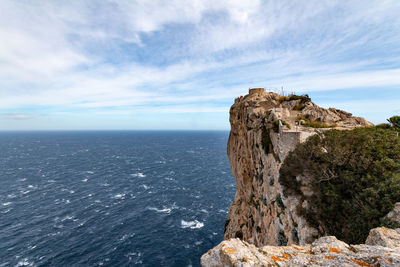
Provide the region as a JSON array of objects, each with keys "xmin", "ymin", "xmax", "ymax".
[
  {"xmin": 365, "ymin": 227, "xmax": 400, "ymax": 248},
  {"xmin": 201, "ymin": 229, "xmax": 400, "ymax": 266},
  {"xmin": 224, "ymin": 89, "xmax": 372, "ymax": 246}
]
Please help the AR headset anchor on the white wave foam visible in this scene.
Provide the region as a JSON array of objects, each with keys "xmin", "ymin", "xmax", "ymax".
[
  {"xmin": 113, "ymin": 193, "xmax": 125, "ymax": 199},
  {"xmin": 7, "ymin": 194, "xmax": 16, "ymax": 198},
  {"xmin": 148, "ymin": 207, "xmax": 172, "ymax": 214},
  {"xmin": 181, "ymin": 220, "xmax": 204, "ymax": 229},
  {"xmin": 2, "ymin": 202, "xmax": 12, "ymax": 206},
  {"xmin": 131, "ymin": 172, "xmax": 146, "ymax": 178},
  {"xmin": 81, "ymin": 178, "xmax": 88, "ymax": 182},
  {"xmin": 140, "ymin": 185, "xmax": 149, "ymax": 190},
  {"xmin": 15, "ymin": 258, "xmax": 34, "ymax": 266},
  {"xmin": 61, "ymin": 215, "xmax": 74, "ymax": 222},
  {"xmin": 1, "ymin": 208, "xmax": 11, "ymax": 214},
  {"xmin": 86, "ymin": 171, "xmax": 94, "ymax": 174}
]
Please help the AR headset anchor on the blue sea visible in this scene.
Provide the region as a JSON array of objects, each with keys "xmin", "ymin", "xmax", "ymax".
[{"xmin": 0, "ymin": 131, "xmax": 235, "ymax": 266}]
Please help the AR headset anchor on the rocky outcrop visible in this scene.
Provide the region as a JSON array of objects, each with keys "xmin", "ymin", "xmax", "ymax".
[
  {"xmin": 365, "ymin": 227, "xmax": 400, "ymax": 248},
  {"xmin": 385, "ymin": 203, "xmax": 400, "ymax": 225},
  {"xmin": 201, "ymin": 229, "xmax": 400, "ymax": 266},
  {"xmin": 224, "ymin": 89, "xmax": 372, "ymax": 247}
]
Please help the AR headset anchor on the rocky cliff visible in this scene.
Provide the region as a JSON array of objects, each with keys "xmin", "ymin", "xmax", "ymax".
[
  {"xmin": 201, "ymin": 227, "xmax": 400, "ymax": 266},
  {"xmin": 201, "ymin": 89, "xmax": 400, "ymax": 266},
  {"xmin": 224, "ymin": 89, "xmax": 372, "ymax": 247}
]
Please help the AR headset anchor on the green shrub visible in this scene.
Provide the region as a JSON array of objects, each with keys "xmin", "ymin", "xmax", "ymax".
[
  {"xmin": 276, "ymin": 193, "xmax": 285, "ymax": 210},
  {"xmin": 388, "ymin": 116, "xmax": 400, "ymax": 128},
  {"xmin": 279, "ymin": 94, "xmax": 311, "ymax": 103},
  {"xmin": 302, "ymin": 120, "xmax": 336, "ymax": 128},
  {"xmin": 293, "ymin": 103, "xmax": 306, "ymax": 110},
  {"xmin": 278, "ymin": 230, "xmax": 288, "ymax": 246},
  {"xmin": 296, "ymin": 114, "xmax": 336, "ymax": 128},
  {"xmin": 279, "ymin": 127, "xmax": 400, "ymax": 244},
  {"xmin": 272, "ymin": 120, "xmax": 291, "ymax": 132},
  {"xmin": 376, "ymin": 123, "xmax": 392, "ymax": 129},
  {"xmin": 261, "ymin": 125, "xmax": 273, "ymax": 153},
  {"xmin": 291, "ymin": 228, "xmax": 299, "ymax": 244}
]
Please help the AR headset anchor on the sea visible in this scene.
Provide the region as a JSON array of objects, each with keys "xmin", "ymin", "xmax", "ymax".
[{"xmin": 0, "ymin": 131, "xmax": 235, "ymax": 267}]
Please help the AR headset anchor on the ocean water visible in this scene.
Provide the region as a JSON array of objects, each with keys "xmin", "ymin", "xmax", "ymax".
[{"xmin": 0, "ymin": 131, "xmax": 235, "ymax": 267}]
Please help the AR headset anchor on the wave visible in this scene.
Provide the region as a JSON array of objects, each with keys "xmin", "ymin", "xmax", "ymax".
[
  {"xmin": 113, "ymin": 193, "xmax": 125, "ymax": 199},
  {"xmin": 140, "ymin": 185, "xmax": 150, "ymax": 190},
  {"xmin": 131, "ymin": 172, "xmax": 146, "ymax": 178},
  {"xmin": 15, "ymin": 258, "xmax": 34, "ymax": 267},
  {"xmin": 181, "ymin": 220, "xmax": 204, "ymax": 229},
  {"xmin": 148, "ymin": 207, "xmax": 172, "ymax": 214}
]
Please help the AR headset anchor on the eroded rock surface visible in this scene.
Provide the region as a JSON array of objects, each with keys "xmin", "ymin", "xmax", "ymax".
[
  {"xmin": 201, "ymin": 233, "xmax": 400, "ymax": 267},
  {"xmin": 224, "ymin": 89, "xmax": 372, "ymax": 246},
  {"xmin": 386, "ymin": 202, "xmax": 400, "ymax": 225},
  {"xmin": 365, "ymin": 227, "xmax": 400, "ymax": 248}
]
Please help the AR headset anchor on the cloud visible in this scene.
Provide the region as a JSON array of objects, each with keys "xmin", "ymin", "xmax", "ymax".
[
  {"xmin": 2, "ymin": 113, "xmax": 33, "ymax": 120},
  {"xmin": 0, "ymin": 0, "xmax": 400, "ymax": 129}
]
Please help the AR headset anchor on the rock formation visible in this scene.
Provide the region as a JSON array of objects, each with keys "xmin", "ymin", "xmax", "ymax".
[
  {"xmin": 201, "ymin": 229, "xmax": 400, "ymax": 266},
  {"xmin": 224, "ymin": 89, "xmax": 372, "ymax": 247},
  {"xmin": 200, "ymin": 89, "xmax": 400, "ymax": 266}
]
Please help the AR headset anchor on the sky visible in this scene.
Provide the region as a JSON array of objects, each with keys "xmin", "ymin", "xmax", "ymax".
[{"xmin": 1, "ymin": 0, "xmax": 400, "ymax": 130}]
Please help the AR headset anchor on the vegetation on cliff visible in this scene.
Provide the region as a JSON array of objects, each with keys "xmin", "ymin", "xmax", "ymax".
[{"xmin": 280, "ymin": 125, "xmax": 400, "ymax": 244}]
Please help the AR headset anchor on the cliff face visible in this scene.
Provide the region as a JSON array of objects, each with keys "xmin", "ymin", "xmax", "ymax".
[{"xmin": 223, "ymin": 89, "xmax": 372, "ymax": 247}]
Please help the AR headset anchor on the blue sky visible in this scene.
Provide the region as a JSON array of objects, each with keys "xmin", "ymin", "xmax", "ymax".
[{"xmin": 1, "ymin": 0, "xmax": 400, "ymax": 130}]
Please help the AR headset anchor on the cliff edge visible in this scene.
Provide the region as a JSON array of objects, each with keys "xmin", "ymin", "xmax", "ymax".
[
  {"xmin": 224, "ymin": 89, "xmax": 372, "ymax": 247},
  {"xmin": 199, "ymin": 88, "xmax": 400, "ymax": 266}
]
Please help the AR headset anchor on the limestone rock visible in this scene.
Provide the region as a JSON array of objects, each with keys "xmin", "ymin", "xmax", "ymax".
[
  {"xmin": 365, "ymin": 227, "xmax": 400, "ymax": 248},
  {"xmin": 201, "ymin": 234, "xmax": 400, "ymax": 267},
  {"xmin": 224, "ymin": 89, "xmax": 372, "ymax": 247},
  {"xmin": 386, "ymin": 202, "xmax": 400, "ymax": 225}
]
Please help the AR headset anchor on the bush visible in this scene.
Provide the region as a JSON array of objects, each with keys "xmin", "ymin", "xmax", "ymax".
[
  {"xmin": 296, "ymin": 115, "xmax": 336, "ymax": 128},
  {"xmin": 279, "ymin": 94, "xmax": 311, "ymax": 103},
  {"xmin": 302, "ymin": 120, "xmax": 336, "ymax": 128},
  {"xmin": 272, "ymin": 120, "xmax": 291, "ymax": 132},
  {"xmin": 276, "ymin": 193, "xmax": 285, "ymax": 210},
  {"xmin": 278, "ymin": 230, "xmax": 288, "ymax": 246},
  {"xmin": 293, "ymin": 103, "xmax": 306, "ymax": 111},
  {"xmin": 261, "ymin": 125, "xmax": 273, "ymax": 153},
  {"xmin": 388, "ymin": 116, "xmax": 400, "ymax": 128},
  {"xmin": 279, "ymin": 127, "xmax": 400, "ymax": 244}
]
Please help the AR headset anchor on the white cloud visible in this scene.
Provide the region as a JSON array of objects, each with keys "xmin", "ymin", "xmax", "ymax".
[
  {"xmin": 0, "ymin": 0, "xmax": 400, "ymax": 129},
  {"xmin": 2, "ymin": 113, "xmax": 33, "ymax": 120}
]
